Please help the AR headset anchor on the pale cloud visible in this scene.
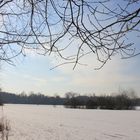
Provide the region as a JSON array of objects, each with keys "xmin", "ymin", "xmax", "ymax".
[
  {"xmin": 1, "ymin": 48, "xmax": 140, "ymax": 96},
  {"xmin": 51, "ymin": 54, "xmax": 140, "ymax": 95}
]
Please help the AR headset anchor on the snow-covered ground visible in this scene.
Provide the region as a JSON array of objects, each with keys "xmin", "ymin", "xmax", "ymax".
[{"xmin": 1, "ymin": 104, "xmax": 140, "ymax": 140}]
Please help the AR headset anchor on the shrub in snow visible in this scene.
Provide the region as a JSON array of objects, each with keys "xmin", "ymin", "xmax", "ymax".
[{"xmin": 0, "ymin": 117, "xmax": 10, "ymax": 140}]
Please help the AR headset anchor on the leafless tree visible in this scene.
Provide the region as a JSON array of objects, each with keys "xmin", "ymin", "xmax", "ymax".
[{"xmin": 0, "ymin": 0, "xmax": 140, "ymax": 69}]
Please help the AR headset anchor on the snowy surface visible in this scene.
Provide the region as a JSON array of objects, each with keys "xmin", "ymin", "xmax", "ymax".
[{"xmin": 1, "ymin": 104, "xmax": 140, "ymax": 140}]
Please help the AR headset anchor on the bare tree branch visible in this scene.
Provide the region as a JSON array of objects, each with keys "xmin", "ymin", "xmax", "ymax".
[{"xmin": 0, "ymin": 0, "xmax": 140, "ymax": 69}]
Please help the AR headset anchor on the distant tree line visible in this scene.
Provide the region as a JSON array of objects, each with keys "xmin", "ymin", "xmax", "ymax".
[
  {"xmin": 0, "ymin": 90, "xmax": 140, "ymax": 110},
  {"xmin": 0, "ymin": 88, "xmax": 3, "ymax": 106},
  {"xmin": 0, "ymin": 91, "xmax": 65, "ymax": 105},
  {"xmin": 64, "ymin": 92, "xmax": 140, "ymax": 110}
]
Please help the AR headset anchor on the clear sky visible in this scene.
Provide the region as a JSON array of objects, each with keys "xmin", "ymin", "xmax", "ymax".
[
  {"xmin": 0, "ymin": 49, "xmax": 140, "ymax": 96},
  {"xmin": 0, "ymin": 0, "xmax": 140, "ymax": 97}
]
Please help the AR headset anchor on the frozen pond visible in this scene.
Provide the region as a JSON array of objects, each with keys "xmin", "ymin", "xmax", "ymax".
[{"xmin": 1, "ymin": 104, "xmax": 140, "ymax": 140}]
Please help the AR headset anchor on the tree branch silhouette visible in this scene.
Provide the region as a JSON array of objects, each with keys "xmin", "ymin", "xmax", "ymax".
[{"xmin": 0, "ymin": 0, "xmax": 140, "ymax": 69}]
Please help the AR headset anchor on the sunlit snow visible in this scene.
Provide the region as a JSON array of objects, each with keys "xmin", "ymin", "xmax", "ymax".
[{"xmin": 1, "ymin": 104, "xmax": 140, "ymax": 140}]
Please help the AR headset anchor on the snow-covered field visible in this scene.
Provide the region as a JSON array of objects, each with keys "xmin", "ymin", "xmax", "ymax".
[{"xmin": 1, "ymin": 104, "xmax": 140, "ymax": 140}]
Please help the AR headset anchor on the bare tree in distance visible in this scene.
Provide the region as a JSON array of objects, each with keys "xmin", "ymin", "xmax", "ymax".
[{"xmin": 0, "ymin": 0, "xmax": 140, "ymax": 69}]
